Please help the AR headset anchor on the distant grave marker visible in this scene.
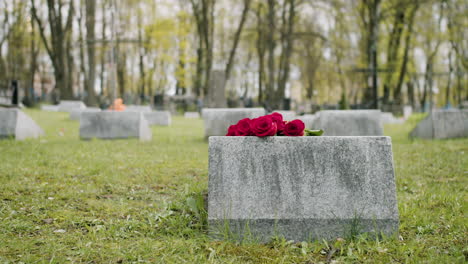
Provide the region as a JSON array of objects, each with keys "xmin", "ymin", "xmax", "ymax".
[
  {"xmin": 410, "ymin": 110, "xmax": 468, "ymax": 139},
  {"xmin": 313, "ymin": 110, "xmax": 383, "ymax": 136},
  {"xmin": 80, "ymin": 111, "xmax": 152, "ymax": 141},
  {"xmin": 58, "ymin": 101, "xmax": 87, "ymax": 113},
  {"xmin": 0, "ymin": 108, "xmax": 44, "ymax": 140},
  {"xmin": 202, "ymin": 108, "xmax": 266, "ymax": 137},
  {"xmin": 144, "ymin": 111, "xmax": 172, "ymax": 126}
]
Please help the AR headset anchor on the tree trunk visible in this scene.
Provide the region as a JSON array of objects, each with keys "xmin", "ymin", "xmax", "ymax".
[
  {"xmin": 265, "ymin": 0, "xmax": 276, "ymax": 109},
  {"xmin": 276, "ymin": 0, "xmax": 297, "ymax": 109},
  {"xmin": 31, "ymin": 0, "xmax": 75, "ymax": 100},
  {"xmin": 85, "ymin": 0, "xmax": 97, "ymax": 106},
  {"xmin": 394, "ymin": 4, "xmax": 418, "ymax": 105},
  {"xmin": 383, "ymin": 5, "xmax": 405, "ymax": 104},
  {"xmin": 27, "ymin": 6, "xmax": 39, "ymax": 106},
  {"xmin": 445, "ymin": 50, "xmax": 453, "ymax": 106},
  {"xmin": 256, "ymin": 3, "xmax": 265, "ymax": 104},
  {"xmin": 224, "ymin": 0, "xmax": 251, "ymax": 82},
  {"xmin": 99, "ymin": 0, "xmax": 107, "ymax": 96}
]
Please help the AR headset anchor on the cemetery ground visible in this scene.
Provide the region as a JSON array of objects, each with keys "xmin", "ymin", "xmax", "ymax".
[{"xmin": 0, "ymin": 110, "xmax": 466, "ymax": 263}]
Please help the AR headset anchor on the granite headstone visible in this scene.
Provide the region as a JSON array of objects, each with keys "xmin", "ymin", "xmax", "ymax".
[
  {"xmin": 208, "ymin": 136, "xmax": 399, "ymax": 242},
  {"xmin": 143, "ymin": 111, "xmax": 172, "ymax": 126},
  {"xmin": 410, "ymin": 110, "xmax": 468, "ymax": 139},
  {"xmin": 0, "ymin": 108, "xmax": 44, "ymax": 140},
  {"xmin": 80, "ymin": 111, "xmax": 152, "ymax": 141},
  {"xmin": 313, "ymin": 110, "xmax": 383, "ymax": 136}
]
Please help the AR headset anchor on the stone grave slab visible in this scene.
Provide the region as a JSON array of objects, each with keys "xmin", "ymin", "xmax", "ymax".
[
  {"xmin": 0, "ymin": 108, "xmax": 44, "ymax": 140},
  {"xmin": 313, "ymin": 110, "xmax": 383, "ymax": 136},
  {"xmin": 381, "ymin": 112, "xmax": 405, "ymax": 125},
  {"xmin": 143, "ymin": 111, "xmax": 172, "ymax": 126},
  {"xmin": 70, "ymin": 107, "xmax": 101, "ymax": 121},
  {"xmin": 298, "ymin": 114, "xmax": 316, "ymax": 129},
  {"xmin": 58, "ymin": 100, "xmax": 87, "ymax": 112},
  {"xmin": 184, "ymin": 112, "xmax": 200, "ymax": 119},
  {"xmin": 125, "ymin": 105, "xmax": 152, "ymax": 112},
  {"xmin": 403, "ymin": 106, "xmax": 412, "ymax": 119},
  {"xmin": 410, "ymin": 110, "xmax": 468, "ymax": 139},
  {"xmin": 202, "ymin": 108, "xmax": 266, "ymax": 137},
  {"xmin": 80, "ymin": 111, "xmax": 151, "ymax": 141},
  {"xmin": 272, "ymin": 110, "xmax": 296, "ymax": 121},
  {"xmin": 208, "ymin": 136, "xmax": 399, "ymax": 242},
  {"xmin": 41, "ymin": 105, "xmax": 59, "ymax": 112}
]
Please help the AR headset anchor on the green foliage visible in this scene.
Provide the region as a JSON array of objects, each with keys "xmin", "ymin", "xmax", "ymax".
[{"xmin": 0, "ymin": 110, "xmax": 466, "ymax": 263}]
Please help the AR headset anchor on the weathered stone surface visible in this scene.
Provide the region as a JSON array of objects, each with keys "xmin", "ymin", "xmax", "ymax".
[
  {"xmin": 80, "ymin": 111, "xmax": 152, "ymax": 141},
  {"xmin": 313, "ymin": 110, "xmax": 383, "ymax": 136},
  {"xmin": 0, "ymin": 108, "xmax": 44, "ymax": 140},
  {"xmin": 41, "ymin": 105, "xmax": 59, "ymax": 112},
  {"xmin": 272, "ymin": 110, "xmax": 296, "ymax": 121},
  {"xmin": 125, "ymin": 105, "xmax": 152, "ymax": 112},
  {"xmin": 143, "ymin": 111, "xmax": 172, "ymax": 126},
  {"xmin": 208, "ymin": 136, "xmax": 399, "ymax": 242},
  {"xmin": 298, "ymin": 114, "xmax": 316, "ymax": 129},
  {"xmin": 202, "ymin": 108, "xmax": 266, "ymax": 137},
  {"xmin": 69, "ymin": 108, "xmax": 101, "ymax": 121},
  {"xmin": 58, "ymin": 101, "xmax": 87, "ymax": 112},
  {"xmin": 184, "ymin": 112, "xmax": 200, "ymax": 119},
  {"xmin": 410, "ymin": 110, "xmax": 468, "ymax": 139}
]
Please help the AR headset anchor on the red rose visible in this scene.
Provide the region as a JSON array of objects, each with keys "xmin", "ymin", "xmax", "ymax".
[
  {"xmin": 226, "ymin": 125, "xmax": 238, "ymax": 136},
  {"xmin": 284, "ymin": 119, "xmax": 305, "ymax": 136},
  {"xmin": 235, "ymin": 118, "xmax": 252, "ymax": 136},
  {"xmin": 250, "ymin": 115, "xmax": 277, "ymax": 137},
  {"xmin": 270, "ymin": 112, "xmax": 286, "ymax": 135}
]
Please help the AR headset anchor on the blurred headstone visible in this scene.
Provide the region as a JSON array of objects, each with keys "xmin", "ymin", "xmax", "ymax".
[
  {"xmin": 0, "ymin": 108, "xmax": 44, "ymax": 140},
  {"xmin": 410, "ymin": 110, "xmax": 468, "ymax": 139},
  {"xmin": 206, "ymin": 70, "xmax": 227, "ymax": 108}
]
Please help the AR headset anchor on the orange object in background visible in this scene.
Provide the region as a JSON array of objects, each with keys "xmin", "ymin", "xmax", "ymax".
[{"xmin": 109, "ymin": 98, "xmax": 126, "ymax": 111}]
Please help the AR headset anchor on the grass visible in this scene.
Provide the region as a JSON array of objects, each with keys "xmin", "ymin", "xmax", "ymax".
[{"xmin": 0, "ymin": 109, "xmax": 467, "ymax": 263}]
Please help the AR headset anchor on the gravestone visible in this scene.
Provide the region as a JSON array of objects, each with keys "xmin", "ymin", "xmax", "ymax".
[
  {"xmin": 184, "ymin": 112, "xmax": 200, "ymax": 119},
  {"xmin": 272, "ymin": 110, "xmax": 296, "ymax": 121},
  {"xmin": 298, "ymin": 114, "xmax": 316, "ymax": 129},
  {"xmin": 69, "ymin": 107, "xmax": 101, "ymax": 121},
  {"xmin": 202, "ymin": 108, "xmax": 266, "ymax": 137},
  {"xmin": 58, "ymin": 100, "xmax": 87, "ymax": 112},
  {"xmin": 143, "ymin": 111, "xmax": 172, "ymax": 126},
  {"xmin": 80, "ymin": 111, "xmax": 152, "ymax": 141},
  {"xmin": 208, "ymin": 136, "xmax": 399, "ymax": 242},
  {"xmin": 381, "ymin": 112, "xmax": 404, "ymax": 125},
  {"xmin": 125, "ymin": 105, "xmax": 152, "ymax": 112},
  {"xmin": 410, "ymin": 110, "xmax": 468, "ymax": 139},
  {"xmin": 403, "ymin": 106, "xmax": 412, "ymax": 119},
  {"xmin": 41, "ymin": 105, "xmax": 59, "ymax": 112},
  {"xmin": 0, "ymin": 108, "xmax": 44, "ymax": 140},
  {"xmin": 205, "ymin": 70, "xmax": 227, "ymax": 108},
  {"xmin": 313, "ymin": 110, "xmax": 383, "ymax": 136}
]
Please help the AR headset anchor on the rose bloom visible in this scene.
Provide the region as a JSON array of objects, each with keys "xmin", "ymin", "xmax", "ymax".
[
  {"xmin": 270, "ymin": 112, "xmax": 286, "ymax": 135},
  {"xmin": 235, "ymin": 118, "xmax": 252, "ymax": 136},
  {"xmin": 284, "ymin": 119, "xmax": 305, "ymax": 136},
  {"xmin": 250, "ymin": 115, "xmax": 277, "ymax": 137},
  {"xmin": 226, "ymin": 124, "xmax": 238, "ymax": 136}
]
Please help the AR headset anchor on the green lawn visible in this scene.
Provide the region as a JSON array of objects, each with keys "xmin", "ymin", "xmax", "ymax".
[{"xmin": 0, "ymin": 109, "xmax": 466, "ymax": 263}]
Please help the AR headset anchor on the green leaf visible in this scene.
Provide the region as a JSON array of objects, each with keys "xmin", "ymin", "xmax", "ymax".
[{"xmin": 305, "ymin": 129, "xmax": 324, "ymax": 136}]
